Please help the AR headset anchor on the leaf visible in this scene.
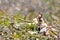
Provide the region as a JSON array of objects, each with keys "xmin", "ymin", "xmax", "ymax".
[
  {"xmin": 4, "ymin": 18, "xmax": 10, "ymax": 26},
  {"xmin": 12, "ymin": 32, "xmax": 18, "ymax": 38},
  {"xmin": 0, "ymin": 20, "xmax": 3, "ymax": 24}
]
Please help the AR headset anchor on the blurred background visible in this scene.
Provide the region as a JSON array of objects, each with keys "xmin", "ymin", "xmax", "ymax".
[{"xmin": 0, "ymin": 0, "xmax": 60, "ymax": 24}]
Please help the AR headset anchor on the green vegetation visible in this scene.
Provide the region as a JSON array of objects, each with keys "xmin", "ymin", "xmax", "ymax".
[
  {"xmin": 0, "ymin": 0, "xmax": 60, "ymax": 40},
  {"xmin": 0, "ymin": 11, "xmax": 59, "ymax": 40}
]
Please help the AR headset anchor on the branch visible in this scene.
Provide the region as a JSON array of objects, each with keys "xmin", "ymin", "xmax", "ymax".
[{"xmin": 18, "ymin": 18, "xmax": 33, "ymax": 23}]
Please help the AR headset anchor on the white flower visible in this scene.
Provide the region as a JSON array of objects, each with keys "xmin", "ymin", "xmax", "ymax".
[
  {"xmin": 40, "ymin": 27, "xmax": 47, "ymax": 32},
  {"xmin": 15, "ymin": 23, "xmax": 20, "ymax": 27}
]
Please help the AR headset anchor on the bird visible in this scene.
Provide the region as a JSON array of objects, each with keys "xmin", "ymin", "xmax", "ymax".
[{"xmin": 33, "ymin": 13, "xmax": 48, "ymax": 35}]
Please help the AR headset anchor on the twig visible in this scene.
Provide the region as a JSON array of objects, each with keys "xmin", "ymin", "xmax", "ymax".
[{"xmin": 18, "ymin": 18, "xmax": 33, "ymax": 23}]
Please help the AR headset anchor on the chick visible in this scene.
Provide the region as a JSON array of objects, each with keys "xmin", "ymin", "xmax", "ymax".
[{"xmin": 33, "ymin": 13, "xmax": 48, "ymax": 35}]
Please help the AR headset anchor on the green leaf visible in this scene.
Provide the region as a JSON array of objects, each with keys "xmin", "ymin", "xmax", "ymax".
[
  {"xmin": 4, "ymin": 18, "xmax": 10, "ymax": 26},
  {"xmin": 0, "ymin": 20, "xmax": 3, "ymax": 24}
]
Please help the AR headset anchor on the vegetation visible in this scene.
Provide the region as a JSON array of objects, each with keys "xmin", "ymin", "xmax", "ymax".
[
  {"xmin": 0, "ymin": 11, "xmax": 60, "ymax": 40},
  {"xmin": 0, "ymin": 0, "xmax": 60, "ymax": 40}
]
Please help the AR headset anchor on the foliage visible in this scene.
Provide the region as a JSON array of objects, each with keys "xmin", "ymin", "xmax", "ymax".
[
  {"xmin": 0, "ymin": 0, "xmax": 60, "ymax": 40},
  {"xmin": 0, "ymin": 13, "xmax": 59, "ymax": 40}
]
